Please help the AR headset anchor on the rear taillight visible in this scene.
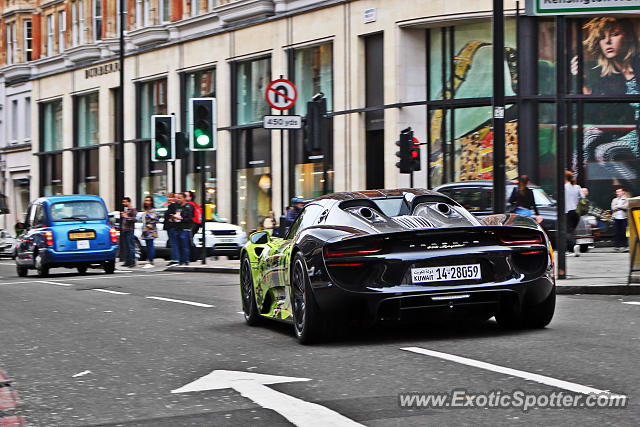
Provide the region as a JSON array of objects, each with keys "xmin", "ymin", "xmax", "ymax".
[
  {"xmin": 44, "ymin": 230, "xmax": 54, "ymax": 246},
  {"xmin": 110, "ymin": 228, "xmax": 118, "ymax": 243},
  {"xmin": 497, "ymin": 231, "xmax": 543, "ymax": 245},
  {"xmin": 323, "ymin": 239, "xmax": 383, "ymax": 258}
]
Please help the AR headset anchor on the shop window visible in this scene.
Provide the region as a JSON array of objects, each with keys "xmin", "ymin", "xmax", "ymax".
[
  {"xmin": 138, "ymin": 79, "xmax": 167, "ymax": 138},
  {"xmin": 236, "ymin": 57, "xmax": 271, "ymax": 125},
  {"xmin": 76, "ymin": 149, "xmax": 100, "ymax": 195},
  {"xmin": 41, "ymin": 153, "xmax": 63, "ymax": 196},
  {"xmin": 75, "ymin": 92, "xmax": 99, "ymax": 147},
  {"xmin": 41, "ymin": 99, "xmax": 63, "ymax": 152},
  {"xmin": 293, "ymin": 43, "xmax": 333, "ymax": 115}
]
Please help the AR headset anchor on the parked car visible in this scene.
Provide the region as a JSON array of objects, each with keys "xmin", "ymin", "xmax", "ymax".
[
  {"xmin": 15, "ymin": 195, "xmax": 118, "ymax": 277},
  {"xmin": 435, "ymin": 180, "xmax": 595, "ymax": 252},
  {"xmin": 0, "ymin": 229, "xmax": 17, "ymax": 258},
  {"xmin": 108, "ymin": 209, "xmax": 248, "ymax": 260}
]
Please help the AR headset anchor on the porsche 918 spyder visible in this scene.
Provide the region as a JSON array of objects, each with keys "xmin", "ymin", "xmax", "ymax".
[{"xmin": 239, "ymin": 189, "xmax": 555, "ymax": 344}]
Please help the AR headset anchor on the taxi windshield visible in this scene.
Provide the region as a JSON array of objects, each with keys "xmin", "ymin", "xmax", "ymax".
[{"xmin": 49, "ymin": 201, "xmax": 107, "ymax": 222}]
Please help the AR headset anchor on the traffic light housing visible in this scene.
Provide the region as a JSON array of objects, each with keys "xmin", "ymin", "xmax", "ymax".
[
  {"xmin": 190, "ymin": 98, "xmax": 216, "ymax": 151},
  {"xmin": 410, "ymin": 136, "xmax": 421, "ymax": 172},
  {"xmin": 304, "ymin": 93, "xmax": 328, "ymax": 154},
  {"xmin": 395, "ymin": 127, "xmax": 413, "ymax": 173},
  {"xmin": 151, "ymin": 115, "xmax": 175, "ymax": 162}
]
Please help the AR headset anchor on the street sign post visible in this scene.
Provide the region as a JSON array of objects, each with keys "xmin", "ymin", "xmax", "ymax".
[
  {"xmin": 263, "ymin": 115, "xmax": 302, "ymax": 129},
  {"xmin": 265, "ymin": 79, "xmax": 297, "ymax": 111}
]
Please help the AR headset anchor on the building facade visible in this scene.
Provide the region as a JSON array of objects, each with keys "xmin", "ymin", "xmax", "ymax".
[{"xmin": 0, "ymin": 0, "xmax": 637, "ymax": 230}]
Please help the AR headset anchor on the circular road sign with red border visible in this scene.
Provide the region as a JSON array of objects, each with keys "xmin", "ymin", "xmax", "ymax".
[{"xmin": 265, "ymin": 79, "xmax": 298, "ymax": 111}]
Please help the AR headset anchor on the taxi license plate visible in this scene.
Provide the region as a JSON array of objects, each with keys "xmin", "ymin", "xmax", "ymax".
[
  {"xmin": 69, "ymin": 231, "xmax": 95, "ymax": 240},
  {"xmin": 411, "ymin": 264, "xmax": 481, "ymax": 284},
  {"xmin": 77, "ymin": 240, "xmax": 90, "ymax": 250}
]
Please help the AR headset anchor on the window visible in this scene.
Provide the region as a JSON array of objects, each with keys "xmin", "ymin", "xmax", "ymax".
[
  {"xmin": 41, "ymin": 154, "xmax": 63, "ymax": 196},
  {"xmin": 25, "ymin": 97, "xmax": 31, "ymax": 140},
  {"xmin": 191, "ymin": 0, "xmax": 200, "ymax": 17},
  {"xmin": 94, "ymin": 0, "xmax": 102, "ymax": 41},
  {"xmin": 79, "ymin": 0, "xmax": 85, "ymax": 44},
  {"xmin": 144, "ymin": 0, "xmax": 150, "ymax": 26},
  {"xmin": 136, "ymin": 0, "xmax": 142, "ymax": 28},
  {"xmin": 41, "ymin": 99, "xmax": 63, "ymax": 152},
  {"xmin": 286, "ymin": 204, "xmax": 323, "ymax": 239},
  {"xmin": 24, "ymin": 19, "xmax": 32, "ymax": 61},
  {"xmin": 72, "ymin": 1, "xmax": 78, "ymax": 46},
  {"xmin": 75, "ymin": 92, "xmax": 99, "ymax": 147},
  {"xmin": 160, "ymin": 0, "xmax": 170, "ymax": 22},
  {"xmin": 47, "ymin": 14, "xmax": 54, "ymax": 56},
  {"xmin": 75, "ymin": 149, "xmax": 100, "ymax": 195},
  {"xmin": 138, "ymin": 79, "xmax": 167, "ymax": 138},
  {"xmin": 6, "ymin": 23, "xmax": 15, "ymax": 65},
  {"xmin": 11, "ymin": 100, "xmax": 18, "ymax": 141},
  {"xmin": 236, "ymin": 57, "xmax": 271, "ymax": 125},
  {"xmin": 49, "ymin": 200, "xmax": 106, "ymax": 221},
  {"xmin": 294, "ymin": 43, "xmax": 333, "ymax": 115},
  {"xmin": 58, "ymin": 11, "xmax": 66, "ymax": 52}
]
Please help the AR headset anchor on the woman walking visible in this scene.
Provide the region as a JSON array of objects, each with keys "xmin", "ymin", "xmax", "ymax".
[
  {"xmin": 142, "ymin": 196, "xmax": 159, "ymax": 268},
  {"xmin": 509, "ymin": 175, "xmax": 543, "ymax": 224}
]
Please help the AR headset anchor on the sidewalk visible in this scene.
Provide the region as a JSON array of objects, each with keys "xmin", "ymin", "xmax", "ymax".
[{"xmin": 159, "ymin": 248, "xmax": 640, "ymax": 295}]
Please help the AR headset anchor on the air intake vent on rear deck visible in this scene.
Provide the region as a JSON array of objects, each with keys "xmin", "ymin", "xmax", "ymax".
[{"xmin": 392, "ymin": 215, "xmax": 433, "ymax": 229}]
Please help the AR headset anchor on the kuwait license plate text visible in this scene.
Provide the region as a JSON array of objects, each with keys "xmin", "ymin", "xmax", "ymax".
[{"xmin": 411, "ymin": 264, "xmax": 481, "ymax": 283}]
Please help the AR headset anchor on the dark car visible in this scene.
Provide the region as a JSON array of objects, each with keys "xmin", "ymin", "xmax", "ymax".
[
  {"xmin": 15, "ymin": 195, "xmax": 118, "ymax": 277},
  {"xmin": 240, "ymin": 188, "xmax": 555, "ymax": 344},
  {"xmin": 435, "ymin": 181, "xmax": 595, "ymax": 252}
]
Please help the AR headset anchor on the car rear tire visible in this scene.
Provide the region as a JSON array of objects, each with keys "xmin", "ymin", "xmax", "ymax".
[
  {"xmin": 77, "ymin": 266, "xmax": 88, "ymax": 275},
  {"xmin": 496, "ymin": 287, "xmax": 555, "ymax": 329},
  {"xmin": 291, "ymin": 253, "xmax": 324, "ymax": 344},
  {"xmin": 104, "ymin": 260, "xmax": 115, "ymax": 274},
  {"xmin": 35, "ymin": 254, "xmax": 49, "ymax": 278},
  {"xmin": 16, "ymin": 265, "xmax": 27, "ymax": 277},
  {"xmin": 240, "ymin": 255, "xmax": 261, "ymax": 326},
  {"xmin": 580, "ymin": 244, "xmax": 590, "ymax": 253}
]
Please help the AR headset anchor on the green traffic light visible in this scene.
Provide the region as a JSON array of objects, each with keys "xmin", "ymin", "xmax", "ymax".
[
  {"xmin": 195, "ymin": 129, "xmax": 210, "ymax": 146},
  {"xmin": 157, "ymin": 147, "xmax": 168, "ymax": 158}
]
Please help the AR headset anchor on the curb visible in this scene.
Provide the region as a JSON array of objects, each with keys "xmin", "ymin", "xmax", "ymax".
[
  {"xmin": 165, "ymin": 265, "xmax": 239, "ymax": 274},
  {"xmin": 556, "ymin": 285, "xmax": 640, "ymax": 295}
]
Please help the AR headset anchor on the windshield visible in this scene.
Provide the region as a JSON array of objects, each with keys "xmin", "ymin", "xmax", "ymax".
[
  {"xmin": 371, "ymin": 198, "xmax": 405, "ymax": 217},
  {"xmin": 49, "ymin": 201, "xmax": 107, "ymax": 222},
  {"xmin": 507, "ymin": 185, "xmax": 555, "ymax": 207}
]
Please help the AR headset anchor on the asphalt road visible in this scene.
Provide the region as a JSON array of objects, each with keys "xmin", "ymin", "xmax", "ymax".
[{"xmin": 0, "ymin": 262, "xmax": 639, "ymax": 426}]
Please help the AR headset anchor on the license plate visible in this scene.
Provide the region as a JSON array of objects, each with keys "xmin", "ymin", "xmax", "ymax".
[
  {"xmin": 77, "ymin": 240, "xmax": 90, "ymax": 250},
  {"xmin": 69, "ymin": 231, "xmax": 95, "ymax": 240},
  {"xmin": 221, "ymin": 238, "xmax": 234, "ymax": 243},
  {"xmin": 411, "ymin": 264, "xmax": 481, "ymax": 284},
  {"xmin": 576, "ymin": 238, "xmax": 593, "ymax": 245}
]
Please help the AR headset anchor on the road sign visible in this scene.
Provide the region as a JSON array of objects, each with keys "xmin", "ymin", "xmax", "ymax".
[
  {"xmin": 263, "ymin": 115, "xmax": 302, "ymax": 129},
  {"xmin": 172, "ymin": 370, "xmax": 363, "ymax": 426},
  {"xmin": 265, "ymin": 79, "xmax": 297, "ymax": 111}
]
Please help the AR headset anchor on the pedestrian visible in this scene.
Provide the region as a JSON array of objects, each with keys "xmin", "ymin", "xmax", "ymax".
[
  {"xmin": 564, "ymin": 171, "xmax": 585, "ymax": 257},
  {"xmin": 142, "ymin": 196, "xmax": 159, "ymax": 268},
  {"xmin": 184, "ymin": 191, "xmax": 202, "ymax": 235},
  {"xmin": 286, "ymin": 198, "xmax": 304, "ymax": 223},
  {"xmin": 164, "ymin": 193, "xmax": 180, "ymax": 266},
  {"xmin": 611, "ymin": 186, "xmax": 629, "ymax": 252},
  {"xmin": 120, "ymin": 197, "xmax": 137, "ymax": 267},
  {"xmin": 508, "ymin": 175, "xmax": 543, "ymax": 224},
  {"xmin": 173, "ymin": 192, "xmax": 195, "ymax": 265}
]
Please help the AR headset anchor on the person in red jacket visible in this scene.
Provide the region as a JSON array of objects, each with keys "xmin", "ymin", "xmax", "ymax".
[{"xmin": 184, "ymin": 191, "xmax": 202, "ymax": 235}]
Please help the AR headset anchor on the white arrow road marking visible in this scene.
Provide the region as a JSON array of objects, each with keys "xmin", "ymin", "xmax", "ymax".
[
  {"xmin": 172, "ymin": 370, "xmax": 363, "ymax": 427},
  {"xmin": 37, "ymin": 280, "xmax": 73, "ymax": 287},
  {"xmin": 93, "ymin": 289, "xmax": 130, "ymax": 295},
  {"xmin": 145, "ymin": 296, "xmax": 214, "ymax": 308},
  {"xmin": 401, "ymin": 347, "xmax": 625, "ymax": 398},
  {"xmin": 623, "ymin": 301, "xmax": 640, "ymax": 305}
]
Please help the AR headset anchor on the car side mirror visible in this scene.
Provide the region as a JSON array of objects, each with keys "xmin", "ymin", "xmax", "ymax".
[{"xmin": 250, "ymin": 230, "xmax": 270, "ymax": 245}]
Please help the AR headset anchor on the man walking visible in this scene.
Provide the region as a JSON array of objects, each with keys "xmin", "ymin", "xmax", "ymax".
[
  {"xmin": 611, "ymin": 186, "xmax": 629, "ymax": 252},
  {"xmin": 120, "ymin": 197, "xmax": 137, "ymax": 267},
  {"xmin": 164, "ymin": 193, "xmax": 180, "ymax": 266},
  {"xmin": 564, "ymin": 171, "xmax": 584, "ymax": 257},
  {"xmin": 174, "ymin": 192, "xmax": 195, "ymax": 265}
]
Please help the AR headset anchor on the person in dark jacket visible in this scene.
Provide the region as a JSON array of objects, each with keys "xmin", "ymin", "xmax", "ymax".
[
  {"xmin": 509, "ymin": 175, "xmax": 542, "ymax": 224},
  {"xmin": 173, "ymin": 192, "xmax": 194, "ymax": 265},
  {"xmin": 164, "ymin": 193, "xmax": 180, "ymax": 266},
  {"xmin": 120, "ymin": 197, "xmax": 138, "ymax": 267}
]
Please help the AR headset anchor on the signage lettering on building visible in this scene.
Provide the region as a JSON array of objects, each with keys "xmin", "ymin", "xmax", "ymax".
[
  {"xmin": 85, "ymin": 62, "xmax": 120, "ymax": 79},
  {"xmin": 526, "ymin": 0, "xmax": 640, "ymax": 15}
]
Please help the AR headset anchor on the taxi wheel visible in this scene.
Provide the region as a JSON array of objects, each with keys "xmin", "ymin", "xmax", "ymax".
[
  {"xmin": 16, "ymin": 265, "xmax": 27, "ymax": 277},
  {"xmin": 104, "ymin": 260, "xmax": 115, "ymax": 274},
  {"xmin": 35, "ymin": 254, "xmax": 49, "ymax": 278},
  {"xmin": 77, "ymin": 266, "xmax": 88, "ymax": 275}
]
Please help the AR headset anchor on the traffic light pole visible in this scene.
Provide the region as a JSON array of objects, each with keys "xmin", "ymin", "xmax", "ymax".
[
  {"xmin": 200, "ymin": 152, "xmax": 207, "ymax": 265},
  {"xmin": 492, "ymin": 0, "xmax": 506, "ymax": 214}
]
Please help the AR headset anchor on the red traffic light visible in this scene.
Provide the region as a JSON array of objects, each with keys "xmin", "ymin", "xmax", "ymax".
[{"xmin": 411, "ymin": 150, "xmax": 418, "ymax": 158}]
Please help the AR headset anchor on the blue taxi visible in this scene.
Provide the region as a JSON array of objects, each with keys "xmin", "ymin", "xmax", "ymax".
[{"xmin": 15, "ymin": 195, "xmax": 118, "ymax": 277}]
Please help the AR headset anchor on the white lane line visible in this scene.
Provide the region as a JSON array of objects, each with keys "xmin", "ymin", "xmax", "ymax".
[
  {"xmin": 0, "ymin": 262, "xmax": 16, "ymax": 266},
  {"xmin": 0, "ymin": 272, "xmax": 184, "ymax": 286},
  {"xmin": 401, "ymin": 347, "xmax": 625, "ymax": 397},
  {"xmin": 37, "ymin": 280, "xmax": 73, "ymax": 287},
  {"xmin": 622, "ymin": 301, "xmax": 640, "ymax": 306},
  {"xmin": 145, "ymin": 296, "xmax": 214, "ymax": 308},
  {"xmin": 93, "ymin": 289, "xmax": 130, "ymax": 295}
]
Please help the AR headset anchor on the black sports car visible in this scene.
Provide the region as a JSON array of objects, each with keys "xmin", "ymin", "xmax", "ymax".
[{"xmin": 240, "ymin": 189, "xmax": 555, "ymax": 344}]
